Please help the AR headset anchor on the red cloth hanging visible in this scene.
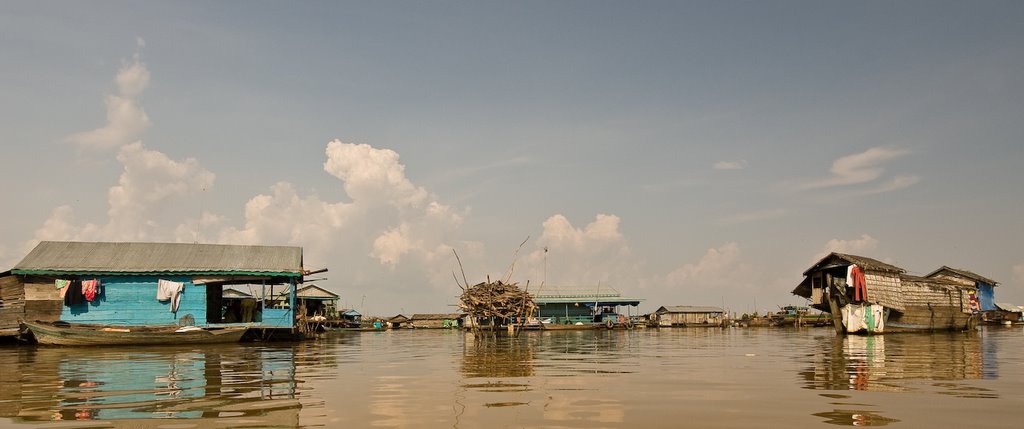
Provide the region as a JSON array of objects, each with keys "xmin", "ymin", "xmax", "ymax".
[{"xmin": 851, "ymin": 266, "xmax": 867, "ymax": 302}]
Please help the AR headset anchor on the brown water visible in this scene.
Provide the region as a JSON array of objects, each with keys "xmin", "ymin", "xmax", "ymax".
[{"xmin": 1, "ymin": 326, "xmax": 1021, "ymax": 428}]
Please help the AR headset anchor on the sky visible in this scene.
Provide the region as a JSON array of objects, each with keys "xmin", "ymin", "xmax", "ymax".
[{"xmin": 2, "ymin": 1, "xmax": 1023, "ymax": 316}]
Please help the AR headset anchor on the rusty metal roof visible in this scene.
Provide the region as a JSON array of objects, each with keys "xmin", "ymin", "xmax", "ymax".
[{"xmin": 13, "ymin": 241, "xmax": 302, "ymax": 276}]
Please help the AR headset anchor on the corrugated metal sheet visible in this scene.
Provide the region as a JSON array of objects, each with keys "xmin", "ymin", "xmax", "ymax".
[
  {"xmin": 295, "ymin": 285, "xmax": 338, "ymax": 299},
  {"xmin": 12, "ymin": 241, "xmax": 302, "ymax": 276}
]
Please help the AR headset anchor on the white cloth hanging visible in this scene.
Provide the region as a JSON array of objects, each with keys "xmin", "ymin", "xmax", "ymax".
[{"xmin": 157, "ymin": 279, "xmax": 185, "ymax": 313}]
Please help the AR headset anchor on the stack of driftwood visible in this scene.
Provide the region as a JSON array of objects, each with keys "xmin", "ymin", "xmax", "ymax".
[{"xmin": 458, "ymin": 280, "xmax": 536, "ymax": 322}]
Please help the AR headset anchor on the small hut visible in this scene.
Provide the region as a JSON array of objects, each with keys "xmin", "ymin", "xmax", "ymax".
[{"xmin": 654, "ymin": 306, "xmax": 724, "ymax": 327}]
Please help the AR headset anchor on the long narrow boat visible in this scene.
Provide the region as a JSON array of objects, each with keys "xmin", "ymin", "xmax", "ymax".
[{"xmin": 24, "ymin": 321, "xmax": 248, "ymax": 346}]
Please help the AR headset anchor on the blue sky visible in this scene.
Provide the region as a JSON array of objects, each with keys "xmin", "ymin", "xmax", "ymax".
[{"xmin": 2, "ymin": 1, "xmax": 1023, "ymax": 315}]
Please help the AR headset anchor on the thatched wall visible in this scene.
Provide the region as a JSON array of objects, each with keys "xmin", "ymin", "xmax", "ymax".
[{"xmin": 864, "ymin": 270, "xmax": 905, "ymax": 311}]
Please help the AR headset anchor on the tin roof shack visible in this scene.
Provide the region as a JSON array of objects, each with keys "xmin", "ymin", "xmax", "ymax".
[
  {"xmin": 291, "ymin": 285, "xmax": 339, "ymax": 319},
  {"xmin": 654, "ymin": 306, "xmax": 724, "ymax": 327},
  {"xmin": 926, "ymin": 266, "xmax": 999, "ymax": 312},
  {"xmin": 410, "ymin": 313, "xmax": 464, "ymax": 329},
  {"xmin": 792, "ymin": 253, "xmax": 976, "ymax": 334},
  {"xmin": 8, "ymin": 241, "xmax": 309, "ymax": 338},
  {"xmin": 534, "ymin": 285, "xmax": 642, "ymax": 327},
  {"xmin": 992, "ymin": 303, "xmax": 1023, "ymax": 324}
]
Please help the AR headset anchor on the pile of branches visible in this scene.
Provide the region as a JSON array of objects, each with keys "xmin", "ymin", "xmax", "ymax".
[{"xmin": 458, "ymin": 280, "xmax": 536, "ymax": 320}]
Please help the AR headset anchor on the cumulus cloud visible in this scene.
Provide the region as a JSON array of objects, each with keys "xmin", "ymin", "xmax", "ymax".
[
  {"xmin": 31, "ymin": 143, "xmax": 216, "ymax": 244},
  {"xmin": 714, "ymin": 160, "xmax": 748, "ymax": 170},
  {"xmin": 65, "ymin": 44, "xmax": 151, "ymax": 151},
  {"xmin": 324, "ymin": 140, "xmax": 429, "ymax": 207},
  {"xmin": 821, "ymin": 234, "xmax": 879, "ymax": 257},
  {"xmin": 665, "ymin": 242, "xmax": 743, "ymax": 286},
  {"xmin": 801, "ymin": 147, "xmax": 917, "ymax": 191},
  {"xmin": 516, "ymin": 214, "xmax": 638, "ymax": 288}
]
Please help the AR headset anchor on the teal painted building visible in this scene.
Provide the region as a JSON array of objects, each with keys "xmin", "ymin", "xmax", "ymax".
[
  {"xmin": 10, "ymin": 241, "xmax": 308, "ymax": 329},
  {"xmin": 534, "ymin": 286, "xmax": 643, "ymax": 325}
]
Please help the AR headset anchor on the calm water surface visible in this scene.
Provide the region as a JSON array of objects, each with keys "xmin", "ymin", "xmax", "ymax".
[{"xmin": 1, "ymin": 326, "xmax": 1021, "ymax": 428}]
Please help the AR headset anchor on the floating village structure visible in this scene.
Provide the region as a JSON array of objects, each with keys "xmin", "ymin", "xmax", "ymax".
[
  {"xmin": 534, "ymin": 285, "xmax": 642, "ymax": 327},
  {"xmin": 1, "ymin": 241, "xmax": 315, "ymax": 344},
  {"xmin": 792, "ymin": 252, "xmax": 996, "ymax": 334},
  {"xmin": 410, "ymin": 313, "xmax": 465, "ymax": 329},
  {"xmin": 653, "ymin": 306, "xmax": 725, "ymax": 327}
]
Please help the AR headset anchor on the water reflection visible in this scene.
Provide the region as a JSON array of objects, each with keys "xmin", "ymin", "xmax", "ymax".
[
  {"xmin": 461, "ymin": 334, "xmax": 535, "ymax": 379},
  {"xmin": 813, "ymin": 409, "xmax": 901, "ymax": 426},
  {"xmin": 801, "ymin": 332, "xmax": 996, "ymax": 395},
  {"xmin": 0, "ymin": 344, "xmax": 304, "ymax": 426}
]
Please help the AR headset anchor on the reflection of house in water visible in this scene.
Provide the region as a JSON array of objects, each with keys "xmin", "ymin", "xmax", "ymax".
[
  {"xmin": 0, "ymin": 345, "xmax": 304, "ymax": 425},
  {"xmin": 534, "ymin": 286, "xmax": 643, "ymax": 326},
  {"xmin": 800, "ymin": 332, "xmax": 996, "ymax": 394}
]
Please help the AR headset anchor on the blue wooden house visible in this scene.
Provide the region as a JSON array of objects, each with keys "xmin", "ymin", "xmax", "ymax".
[{"xmin": 7, "ymin": 241, "xmax": 310, "ymax": 332}]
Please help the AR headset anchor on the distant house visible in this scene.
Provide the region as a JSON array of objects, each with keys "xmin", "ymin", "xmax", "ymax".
[
  {"xmin": 292, "ymin": 285, "xmax": 340, "ymax": 319},
  {"xmin": 926, "ymin": 266, "xmax": 999, "ymax": 312},
  {"xmin": 410, "ymin": 313, "xmax": 464, "ymax": 329},
  {"xmin": 1, "ymin": 241, "xmax": 311, "ymax": 338},
  {"xmin": 654, "ymin": 306, "xmax": 724, "ymax": 327},
  {"xmin": 388, "ymin": 314, "xmax": 410, "ymax": 328},
  {"xmin": 335, "ymin": 308, "xmax": 362, "ymax": 327}
]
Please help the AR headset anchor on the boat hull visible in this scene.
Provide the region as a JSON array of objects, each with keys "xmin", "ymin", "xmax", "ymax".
[{"xmin": 24, "ymin": 321, "xmax": 248, "ymax": 346}]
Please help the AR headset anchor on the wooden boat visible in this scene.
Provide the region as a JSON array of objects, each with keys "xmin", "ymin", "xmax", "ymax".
[{"xmin": 23, "ymin": 321, "xmax": 248, "ymax": 346}]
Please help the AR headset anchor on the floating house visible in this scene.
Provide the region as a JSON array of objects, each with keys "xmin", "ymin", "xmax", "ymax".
[
  {"xmin": 410, "ymin": 313, "xmax": 465, "ymax": 329},
  {"xmin": 534, "ymin": 285, "xmax": 642, "ymax": 326},
  {"xmin": 2, "ymin": 241, "xmax": 314, "ymax": 339},
  {"xmin": 653, "ymin": 306, "xmax": 725, "ymax": 327},
  {"xmin": 333, "ymin": 308, "xmax": 363, "ymax": 327},
  {"xmin": 792, "ymin": 253, "xmax": 980, "ymax": 334},
  {"xmin": 925, "ymin": 266, "xmax": 999, "ymax": 312},
  {"xmin": 387, "ymin": 314, "xmax": 410, "ymax": 328}
]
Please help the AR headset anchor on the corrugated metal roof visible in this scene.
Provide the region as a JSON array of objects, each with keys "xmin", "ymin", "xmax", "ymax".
[
  {"xmin": 534, "ymin": 285, "xmax": 643, "ymax": 306},
  {"xmin": 295, "ymin": 285, "xmax": 339, "ymax": 300},
  {"xmin": 12, "ymin": 241, "xmax": 302, "ymax": 276},
  {"xmin": 656, "ymin": 306, "xmax": 724, "ymax": 314},
  {"xmin": 223, "ymin": 288, "xmax": 254, "ymax": 298}
]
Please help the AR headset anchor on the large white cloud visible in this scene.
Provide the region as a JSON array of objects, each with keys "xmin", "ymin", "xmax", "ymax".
[
  {"xmin": 516, "ymin": 214, "xmax": 638, "ymax": 289},
  {"xmin": 324, "ymin": 140, "xmax": 429, "ymax": 207},
  {"xmin": 31, "ymin": 142, "xmax": 216, "ymax": 245},
  {"xmin": 65, "ymin": 47, "xmax": 151, "ymax": 151}
]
